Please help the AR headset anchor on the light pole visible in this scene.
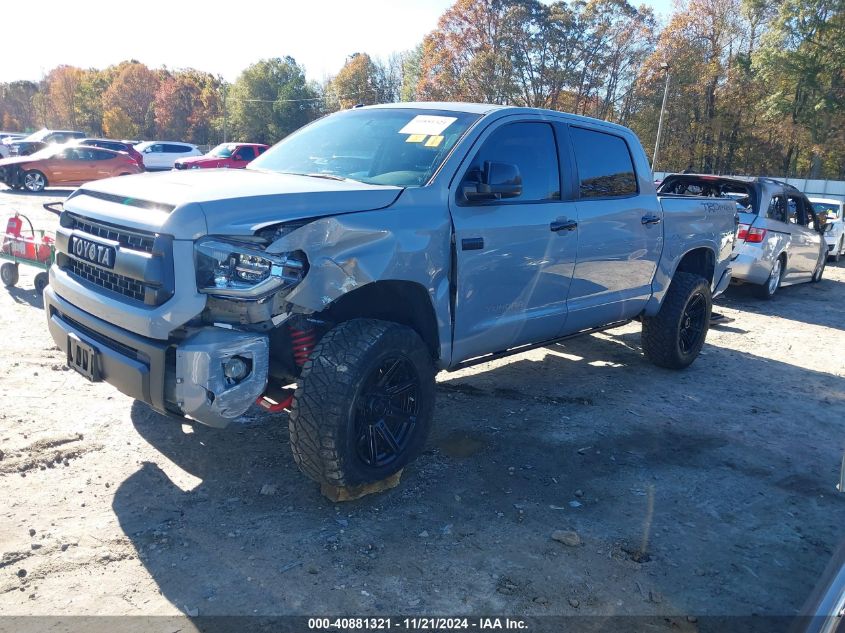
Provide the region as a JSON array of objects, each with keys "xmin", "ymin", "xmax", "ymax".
[
  {"xmin": 652, "ymin": 62, "xmax": 671, "ymax": 174},
  {"xmin": 222, "ymin": 83, "xmax": 228, "ymax": 144}
]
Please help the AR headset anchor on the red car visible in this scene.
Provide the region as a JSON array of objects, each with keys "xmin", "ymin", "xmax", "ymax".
[{"xmin": 173, "ymin": 142, "xmax": 269, "ymax": 170}]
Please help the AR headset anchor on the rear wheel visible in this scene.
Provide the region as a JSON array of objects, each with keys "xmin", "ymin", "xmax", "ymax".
[
  {"xmin": 754, "ymin": 256, "xmax": 783, "ymax": 299},
  {"xmin": 289, "ymin": 319, "xmax": 436, "ymax": 487},
  {"xmin": 23, "ymin": 170, "xmax": 47, "ymax": 193},
  {"xmin": 641, "ymin": 272, "xmax": 712, "ymax": 370},
  {"xmin": 1, "ymin": 262, "xmax": 19, "ymax": 287}
]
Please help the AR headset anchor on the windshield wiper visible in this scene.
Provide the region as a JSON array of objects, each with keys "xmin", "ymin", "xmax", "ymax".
[{"xmin": 301, "ymin": 172, "xmax": 348, "ymax": 181}]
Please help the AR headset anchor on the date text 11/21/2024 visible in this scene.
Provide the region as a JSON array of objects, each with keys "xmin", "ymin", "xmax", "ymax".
[{"xmin": 307, "ymin": 617, "xmax": 529, "ymax": 630}]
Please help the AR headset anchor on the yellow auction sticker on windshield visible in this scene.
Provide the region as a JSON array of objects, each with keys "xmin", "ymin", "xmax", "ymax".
[
  {"xmin": 399, "ymin": 115, "xmax": 458, "ymax": 136},
  {"xmin": 425, "ymin": 135, "xmax": 444, "ymax": 147},
  {"xmin": 406, "ymin": 134, "xmax": 427, "ymax": 143}
]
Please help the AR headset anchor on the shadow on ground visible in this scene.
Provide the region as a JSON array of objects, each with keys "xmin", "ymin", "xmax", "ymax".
[{"xmin": 112, "ymin": 330, "xmax": 845, "ymax": 618}]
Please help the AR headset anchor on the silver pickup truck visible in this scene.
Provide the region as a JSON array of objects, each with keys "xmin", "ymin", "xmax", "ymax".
[{"xmin": 43, "ymin": 103, "xmax": 735, "ymax": 490}]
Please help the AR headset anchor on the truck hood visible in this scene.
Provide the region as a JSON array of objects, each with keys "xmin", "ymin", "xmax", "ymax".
[{"xmin": 67, "ymin": 168, "xmax": 403, "ymax": 239}]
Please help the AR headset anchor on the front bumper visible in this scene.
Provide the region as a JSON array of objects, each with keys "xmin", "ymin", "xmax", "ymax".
[{"xmin": 44, "ymin": 287, "xmax": 269, "ymax": 428}]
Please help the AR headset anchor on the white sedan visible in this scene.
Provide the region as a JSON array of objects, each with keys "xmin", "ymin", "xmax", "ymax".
[
  {"xmin": 810, "ymin": 197, "xmax": 845, "ymax": 262},
  {"xmin": 134, "ymin": 141, "xmax": 202, "ymax": 170}
]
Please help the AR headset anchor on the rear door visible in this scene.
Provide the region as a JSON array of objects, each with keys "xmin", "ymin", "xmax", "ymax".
[
  {"xmin": 563, "ymin": 125, "xmax": 661, "ymax": 332},
  {"xmin": 449, "ymin": 118, "xmax": 578, "ymax": 364}
]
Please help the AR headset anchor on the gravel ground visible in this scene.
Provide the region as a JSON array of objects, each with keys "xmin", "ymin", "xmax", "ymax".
[{"xmin": 0, "ymin": 186, "xmax": 843, "ymax": 628}]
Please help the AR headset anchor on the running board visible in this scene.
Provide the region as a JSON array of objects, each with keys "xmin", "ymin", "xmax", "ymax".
[{"xmin": 448, "ymin": 320, "xmax": 632, "ymax": 372}]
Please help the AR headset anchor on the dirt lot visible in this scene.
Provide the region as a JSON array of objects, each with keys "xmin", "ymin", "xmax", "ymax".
[{"xmin": 1, "ymin": 186, "xmax": 844, "ymax": 628}]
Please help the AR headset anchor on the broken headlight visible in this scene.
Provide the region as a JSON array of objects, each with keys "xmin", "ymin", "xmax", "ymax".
[{"xmin": 195, "ymin": 238, "xmax": 306, "ymax": 299}]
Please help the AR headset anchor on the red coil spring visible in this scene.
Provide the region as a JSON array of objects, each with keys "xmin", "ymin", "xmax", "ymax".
[{"xmin": 290, "ymin": 326, "xmax": 316, "ymax": 367}]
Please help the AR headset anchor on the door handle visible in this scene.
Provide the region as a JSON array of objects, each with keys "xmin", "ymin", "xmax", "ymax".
[
  {"xmin": 642, "ymin": 214, "xmax": 662, "ymax": 225},
  {"xmin": 550, "ymin": 219, "xmax": 578, "ymax": 232}
]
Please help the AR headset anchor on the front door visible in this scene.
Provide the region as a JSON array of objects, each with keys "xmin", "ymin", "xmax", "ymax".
[
  {"xmin": 785, "ymin": 194, "xmax": 822, "ymax": 281},
  {"xmin": 449, "ymin": 119, "xmax": 578, "ymax": 365}
]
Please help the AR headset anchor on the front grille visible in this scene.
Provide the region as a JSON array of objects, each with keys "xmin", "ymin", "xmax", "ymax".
[
  {"xmin": 68, "ymin": 259, "xmax": 146, "ymax": 302},
  {"xmin": 67, "ymin": 214, "xmax": 156, "ymax": 253}
]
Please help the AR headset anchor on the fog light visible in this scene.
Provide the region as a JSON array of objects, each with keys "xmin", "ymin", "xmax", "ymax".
[{"xmin": 223, "ymin": 356, "xmax": 249, "ymax": 381}]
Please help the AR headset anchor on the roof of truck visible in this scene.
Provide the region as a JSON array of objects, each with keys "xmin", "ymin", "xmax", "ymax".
[{"xmin": 361, "ymin": 102, "xmax": 634, "ymax": 135}]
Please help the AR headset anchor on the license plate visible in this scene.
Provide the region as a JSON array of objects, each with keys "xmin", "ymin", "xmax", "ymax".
[
  {"xmin": 69, "ymin": 235, "xmax": 116, "ymax": 269},
  {"xmin": 67, "ymin": 333, "xmax": 99, "ymax": 381}
]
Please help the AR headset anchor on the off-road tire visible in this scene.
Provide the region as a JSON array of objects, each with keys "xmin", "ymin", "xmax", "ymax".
[
  {"xmin": 1, "ymin": 262, "xmax": 19, "ymax": 287},
  {"xmin": 641, "ymin": 272, "xmax": 712, "ymax": 370},
  {"xmin": 289, "ymin": 319, "xmax": 436, "ymax": 487},
  {"xmin": 754, "ymin": 256, "xmax": 784, "ymax": 299}
]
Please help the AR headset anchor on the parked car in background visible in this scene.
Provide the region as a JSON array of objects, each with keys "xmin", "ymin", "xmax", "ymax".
[
  {"xmin": 0, "ymin": 145, "xmax": 143, "ymax": 192},
  {"xmin": 173, "ymin": 142, "xmax": 269, "ymax": 170},
  {"xmin": 0, "ymin": 132, "xmax": 26, "ymax": 158},
  {"xmin": 810, "ymin": 197, "xmax": 845, "ymax": 262},
  {"xmin": 7, "ymin": 129, "xmax": 86, "ymax": 156},
  {"xmin": 74, "ymin": 138, "xmax": 144, "ymax": 168},
  {"xmin": 134, "ymin": 141, "xmax": 201, "ymax": 170},
  {"xmin": 658, "ymin": 174, "xmax": 829, "ymax": 299}
]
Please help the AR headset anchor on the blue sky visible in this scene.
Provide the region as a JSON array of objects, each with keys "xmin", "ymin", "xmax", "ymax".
[{"xmin": 4, "ymin": 0, "xmax": 676, "ymax": 84}]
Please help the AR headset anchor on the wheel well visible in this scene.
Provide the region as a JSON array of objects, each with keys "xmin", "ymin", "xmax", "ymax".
[
  {"xmin": 317, "ymin": 280, "xmax": 440, "ymax": 359},
  {"xmin": 675, "ymin": 248, "xmax": 715, "ymax": 284}
]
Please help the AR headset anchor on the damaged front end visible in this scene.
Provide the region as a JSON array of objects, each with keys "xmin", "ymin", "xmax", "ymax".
[{"xmin": 174, "ymin": 224, "xmax": 317, "ymax": 426}]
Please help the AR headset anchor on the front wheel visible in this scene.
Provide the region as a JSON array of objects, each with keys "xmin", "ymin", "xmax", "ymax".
[
  {"xmin": 289, "ymin": 319, "xmax": 436, "ymax": 488},
  {"xmin": 34, "ymin": 272, "xmax": 48, "ymax": 294},
  {"xmin": 23, "ymin": 170, "xmax": 47, "ymax": 193},
  {"xmin": 641, "ymin": 272, "xmax": 712, "ymax": 370},
  {"xmin": 812, "ymin": 253, "xmax": 826, "ymax": 282},
  {"xmin": 1, "ymin": 262, "xmax": 19, "ymax": 287}
]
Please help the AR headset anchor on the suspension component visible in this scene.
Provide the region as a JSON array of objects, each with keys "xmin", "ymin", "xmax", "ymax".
[{"xmin": 290, "ymin": 324, "xmax": 316, "ymax": 367}]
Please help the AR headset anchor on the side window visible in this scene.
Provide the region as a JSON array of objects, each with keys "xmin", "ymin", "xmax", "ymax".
[
  {"xmin": 569, "ymin": 127, "xmax": 638, "ymax": 198},
  {"xmin": 150, "ymin": 144, "xmax": 164, "ymax": 153},
  {"xmin": 93, "ymin": 149, "xmax": 114, "ymax": 161},
  {"xmin": 787, "ymin": 198, "xmax": 800, "ymax": 224},
  {"xmin": 61, "ymin": 148, "xmax": 81, "ymax": 160},
  {"xmin": 257, "ymin": 146, "xmax": 267, "ymax": 155},
  {"xmin": 166, "ymin": 144, "xmax": 189, "ymax": 153},
  {"xmin": 236, "ymin": 146, "xmax": 256, "ymax": 161},
  {"xmin": 768, "ymin": 195, "xmax": 787, "ymax": 223},
  {"xmin": 465, "ymin": 122, "xmax": 560, "ymax": 202}
]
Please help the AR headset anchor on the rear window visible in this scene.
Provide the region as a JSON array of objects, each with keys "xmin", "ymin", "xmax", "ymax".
[
  {"xmin": 658, "ymin": 175, "xmax": 756, "ymax": 213},
  {"xmin": 570, "ymin": 127, "xmax": 638, "ymax": 198}
]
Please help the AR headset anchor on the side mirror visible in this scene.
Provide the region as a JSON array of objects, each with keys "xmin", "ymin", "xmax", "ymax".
[{"xmin": 463, "ymin": 161, "xmax": 522, "ymax": 202}]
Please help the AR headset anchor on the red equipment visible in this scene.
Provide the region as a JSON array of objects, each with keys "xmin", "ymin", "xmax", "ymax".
[
  {"xmin": 2, "ymin": 213, "xmax": 54, "ymax": 263},
  {"xmin": 255, "ymin": 323, "xmax": 317, "ymax": 413}
]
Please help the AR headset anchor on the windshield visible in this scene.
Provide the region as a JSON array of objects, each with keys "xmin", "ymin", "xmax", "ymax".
[
  {"xmin": 812, "ymin": 202, "xmax": 842, "ymax": 219},
  {"xmin": 249, "ymin": 108, "xmax": 480, "ymax": 187},
  {"xmin": 23, "ymin": 129, "xmax": 50, "ymax": 142},
  {"xmin": 208, "ymin": 143, "xmax": 237, "ymax": 158}
]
